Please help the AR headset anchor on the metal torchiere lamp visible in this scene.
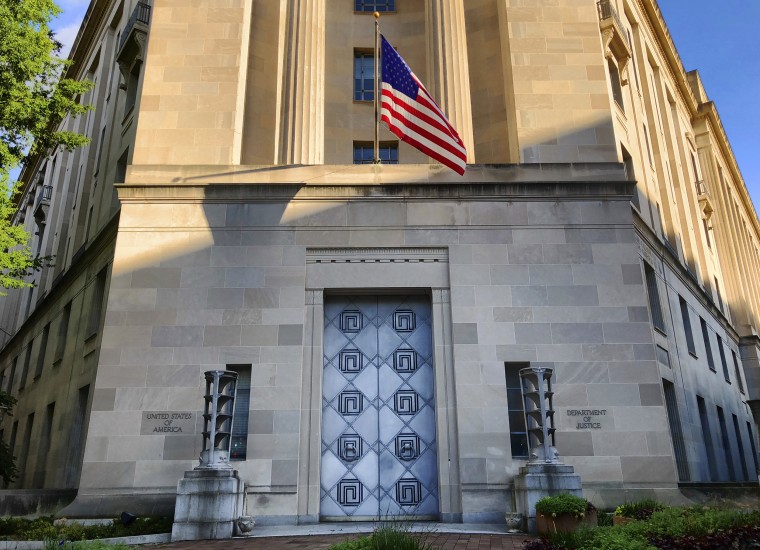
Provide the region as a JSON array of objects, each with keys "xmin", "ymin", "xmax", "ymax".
[
  {"xmin": 199, "ymin": 370, "xmax": 238, "ymax": 469},
  {"xmin": 519, "ymin": 366, "xmax": 558, "ymax": 463}
]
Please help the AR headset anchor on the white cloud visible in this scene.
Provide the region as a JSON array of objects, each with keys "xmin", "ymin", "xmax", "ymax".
[{"xmin": 54, "ymin": 21, "xmax": 81, "ymax": 58}]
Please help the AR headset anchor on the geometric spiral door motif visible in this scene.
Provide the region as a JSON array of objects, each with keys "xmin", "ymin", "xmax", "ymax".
[{"xmin": 320, "ymin": 295, "xmax": 439, "ymax": 519}]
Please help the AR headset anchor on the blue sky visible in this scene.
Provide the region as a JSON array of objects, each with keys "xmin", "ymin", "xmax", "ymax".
[{"xmin": 51, "ymin": 1, "xmax": 759, "ymax": 210}]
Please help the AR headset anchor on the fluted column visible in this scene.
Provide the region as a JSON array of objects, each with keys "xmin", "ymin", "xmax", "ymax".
[
  {"xmin": 277, "ymin": 0, "xmax": 325, "ymax": 164},
  {"xmin": 426, "ymin": 0, "xmax": 475, "ymax": 162}
]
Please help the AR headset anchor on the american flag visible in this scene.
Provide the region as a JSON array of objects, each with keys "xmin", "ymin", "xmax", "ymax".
[{"xmin": 379, "ymin": 35, "xmax": 467, "ymax": 175}]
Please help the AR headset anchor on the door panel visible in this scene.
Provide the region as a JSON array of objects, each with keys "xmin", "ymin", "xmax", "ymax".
[{"xmin": 320, "ymin": 295, "xmax": 438, "ymax": 519}]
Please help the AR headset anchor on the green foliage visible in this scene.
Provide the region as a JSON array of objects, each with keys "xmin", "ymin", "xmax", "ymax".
[
  {"xmin": 46, "ymin": 541, "xmax": 131, "ymax": 550},
  {"xmin": 523, "ymin": 504, "xmax": 760, "ymax": 550},
  {"xmin": 0, "ymin": 516, "xmax": 172, "ymax": 541},
  {"xmin": 535, "ymin": 494, "xmax": 592, "ymax": 519},
  {"xmin": 0, "ymin": 0, "xmax": 93, "ymax": 294},
  {"xmin": 613, "ymin": 499, "xmax": 665, "ymax": 520},
  {"xmin": 328, "ymin": 523, "xmax": 433, "ymax": 550}
]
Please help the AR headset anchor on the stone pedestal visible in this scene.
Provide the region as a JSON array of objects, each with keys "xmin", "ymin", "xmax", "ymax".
[
  {"xmin": 513, "ymin": 463, "xmax": 583, "ymax": 534},
  {"xmin": 171, "ymin": 469, "xmax": 246, "ymax": 541}
]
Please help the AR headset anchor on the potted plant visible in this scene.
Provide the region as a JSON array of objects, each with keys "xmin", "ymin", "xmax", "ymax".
[
  {"xmin": 612, "ymin": 499, "xmax": 664, "ymax": 526},
  {"xmin": 535, "ymin": 494, "xmax": 597, "ymax": 535}
]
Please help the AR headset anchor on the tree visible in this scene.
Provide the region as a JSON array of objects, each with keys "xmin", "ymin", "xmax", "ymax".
[{"xmin": 0, "ymin": 0, "xmax": 92, "ymax": 295}]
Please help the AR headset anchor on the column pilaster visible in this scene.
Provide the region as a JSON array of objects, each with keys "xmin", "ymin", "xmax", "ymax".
[
  {"xmin": 426, "ymin": 0, "xmax": 475, "ymax": 162},
  {"xmin": 278, "ymin": 0, "xmax": 326, "ymax": 165}
]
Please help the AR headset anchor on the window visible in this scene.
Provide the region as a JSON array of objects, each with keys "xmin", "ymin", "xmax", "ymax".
[
  {"xmin": 33, "ymin": 402, "xmax": 55, "ymax": 488},
  {"xmin": 679, "ymin": 297, "xmax": 696, "ymax": 356},
  {"xmin": 18, "ymin": 413, "xmax": 34, "ymax": 487},
  {"xmin": 34, "ymin": 324, "xmax": 50, "ymax": 380},
  {"xmin": 732, "ymin": 351, "xmax": 745, "ymax": 394},
  {"xmin": 644, "ymin": 262, "xmax": 665, "ymax": 333},
  {"xmin": 713, "ymin": 276, "xmax": 723, "ymax": 313},
  {"xmin": 717, "ymin": 335, "xmax": 730, "ymax": 383},
  {"xmin": 355, "ymin": 0, "xmax": 395, "ymax": 12},
  {"xmin": 86, "ymin": 267, "xmax": 108, "ymax": 339},
  {"xmin": 642, "ymin": 124, "xmax": 653, "ymax": 165},
  {"xmin": 19, "ymin": 345, "xmax": 32, "ymax": 391},
  {"xmin": 228, "ymin": 365, "xmax": 251, "ymax": 461},
  {"xmin": 124, "ymin": 60, "xmax": 142, "ymax": 117},
  {"xmin": 505, "ymin": 363, "xmax": 529, "ymax": 459},
  {"xmin": 353, "ymin": 141, "xmax": 398, "ymax": 165},
  {"xmin": 702, "ymin": 218, "xmax": 712, "ymax": 249},
  {"xmin": 662, "ymin": 380, "xmax": 689, "ymax": 481},
  {"xmin": 608, "ymin": 59, "xmax": 624, "ymax": 111},
  {"xmin": 64, "ymin": 386, "xmax": 90, "ymax": 486},
  {"xmin": 716, "ymin": 406, "xmax": 735, "ymax": 481},
  {"xmin": 732, "ymin": 414, "xmax": 749, "ymax": 481},
  {"xmin": 700, "ymin": 318, "xmax": 715, "ymax": 372},
  {"xmin": 747, "ymin": 421, "xmax": 759, "ymax": 475},
  {"xmin": 655, "ymin": 345, "xmax": 670, "ymax": 369},
  {"xmin": 54, "ymin": 302, "xmax": 71, "ymax": 364},
  {"xmin": 6, "ymin": 357, "xmax": 16, "ymax": 394},
  {"xmin": 354, "ymin": 51, "xmax": 374, "ymax": 101},
  {"xmin": 696, "ymin": 396, "xmax": 718, "ymax": 481}
]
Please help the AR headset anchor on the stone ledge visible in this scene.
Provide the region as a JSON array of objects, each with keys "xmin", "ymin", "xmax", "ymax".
[{"xmin": 124, "ymin": 163, "xmax": 628, "ymax": 186}]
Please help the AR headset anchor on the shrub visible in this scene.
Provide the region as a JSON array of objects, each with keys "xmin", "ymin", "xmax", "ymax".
[
  {"xmin": 535, "ymin": 494, "xmax": 593, "ymax": 519},
  {"xmin": 0, "ymin": 516, "xmax": 173, "ymax": 541},
  {"xmin": 328, "ymin": 523, "xmax": 433, "ymax": 550},
  {"xmin": 613, "ymin": 499, "xmax": 665, "ymax": 521}
]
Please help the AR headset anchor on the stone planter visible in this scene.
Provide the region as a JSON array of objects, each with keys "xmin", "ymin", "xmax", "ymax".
[{"xmin": 536, "ymin": 509, "xmax": 597, "ymax": 535}]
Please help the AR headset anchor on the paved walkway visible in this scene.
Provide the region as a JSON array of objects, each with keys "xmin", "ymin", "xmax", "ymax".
[{"xmin": 155, "ymin": 523, "xmax": 532, "ymax": 549}]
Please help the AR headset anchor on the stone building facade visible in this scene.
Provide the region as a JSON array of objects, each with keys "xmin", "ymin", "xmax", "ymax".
[{"xmin": 0, "ymin": 0, "xmax": 758, "ymax": 523}]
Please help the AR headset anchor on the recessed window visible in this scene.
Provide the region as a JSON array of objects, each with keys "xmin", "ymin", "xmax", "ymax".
[
  {"xmin": 353, "ymin": 141, "xmax": 398, "ymax": 165},
  {"xmin": 355, "ymin": 0, "xmax": 395, "ymax": 13},
  {"xmin": 505, "ymin": 363, "xmax": 529, "ymax": 459},
  {"xmin": 732, "ymin": 351, "xmax": 745, "ymax": 394},
  {"xmin": 679, "ymin": 296, "xmax": 696, "ymax": 356},
  {"xmin": 700, "ymin": 317, "xmax": 715, "ymax": 372},
  {"xmin": 662, "ymin": 380, "xmax": 689, "ymax": 481},
  {"xmin": 644, "ymin": 262, "xmax": 665, "ymax": 333},
  {"xmin": 228, "ymin": 365, "xmax": 251, "ymax": 461},
  {"xmin": 354, "ymin": 51, "xmax": 374, "ymax": 101},
  {"xmin": 608, "ymin": 59, "xmax": 624, "ymax": 112},
  {"xmin": 717, "ymin": 334, "xmax": 730, "ymax": 383},
  {"xmin": 696, "ymin": 396, "xmax": 718, "ymax": 481}
]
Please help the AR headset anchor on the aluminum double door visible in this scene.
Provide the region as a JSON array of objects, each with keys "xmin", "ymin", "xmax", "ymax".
[{"xmin": 320, "ymin": 295, "xmax": 439, "ymax": 519}]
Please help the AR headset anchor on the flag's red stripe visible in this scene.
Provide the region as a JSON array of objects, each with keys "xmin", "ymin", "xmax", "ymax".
[
  {"xmin": 381, "ymin": 104, "xmax": 467, "ymax": 166},
  {"xmin": 381, "ymin": 88, "xmax": 465, "ymax": 153},
  {"xmin": 381, "ymin": 112, "xmax": 466, "ymax": 175},
  {"xmin": 381, "ymin": 95, "xmax": 467, "ymax": 163}
]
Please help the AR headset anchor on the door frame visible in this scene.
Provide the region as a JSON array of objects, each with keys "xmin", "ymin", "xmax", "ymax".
[{"xmin": 296, "ymin": 247, "xmax": 461, "ymax": 523}]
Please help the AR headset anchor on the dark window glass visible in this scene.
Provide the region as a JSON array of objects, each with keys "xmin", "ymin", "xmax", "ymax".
[
  {"xmin": 87, "ymin": 267, "xmax": 108, "ymax": 338},
  {"xmin": 717, "ymin": 335, "xmax": 730, "ymax": 383},
  {"xmin": 716, "ymin": 406, "xmax": 736, "ymax": 481},
  {"xmin": 700, "ymin": 318, "xmax": 715, "ymax": 372},
  {"xmin": 679, "ymin": 297, "xmax": 696, "ymax": 355},
  {"xmin": 732, "ymin": 414, "xmax": 749, "ymax": 481},
  {"xmin": 608, "ymin": 59, "xmax": 624, "ymax": 111},
  {"xmin": 353, "ymin": 141, "xmax": 398, "ymax": 164},
  {"xmin": 354, "ymin": 51, "xmax": 374, "ymax": 101},
  {"xmin": 696, "ymin": 396, "xmax": 718, "ymax": 481},
  {"xmin": 662, "ymin": 380, "xmax": 689, "ymax": 481},
  {"xmin": 505, "ymin": 363, "xmax": 529, "ymax": 459},
  {"xmin": 732, "ymin": 351, "xmax": 745, "ymax": 394},
  {"xmin": 644, "ymin": 262, "xmax": 665, "ymax": 333},
  {"xmin": 746, "ymin": 421, "xmax": 759, "ymax": 475},
  {"xmin": 229, "ymin": 365, "xmax": 251, "ymax": 461},
  {"xmin": 355, "ymin": 0, "xmax": 395, "ymax": 12}
]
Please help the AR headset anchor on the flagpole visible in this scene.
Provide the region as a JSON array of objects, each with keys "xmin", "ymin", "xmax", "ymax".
[{"xmin": 373, "ymin": 11, "xmax": 380, "ymax": 164}]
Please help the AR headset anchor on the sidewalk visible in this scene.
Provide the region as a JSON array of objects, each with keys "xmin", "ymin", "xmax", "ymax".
[{"xmin": 155, "ymin": 523, "xmax": 532, "ymax": 549}]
